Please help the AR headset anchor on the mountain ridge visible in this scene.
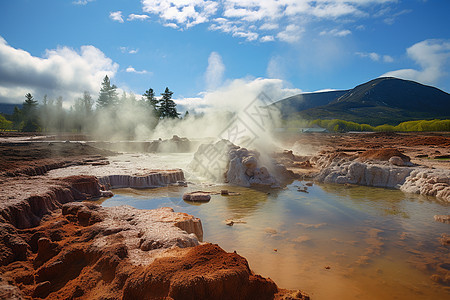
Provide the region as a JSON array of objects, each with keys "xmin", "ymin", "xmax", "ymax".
[{"xmin": 271, "ymin": 77, "xmax": 450, "ymax": 125}]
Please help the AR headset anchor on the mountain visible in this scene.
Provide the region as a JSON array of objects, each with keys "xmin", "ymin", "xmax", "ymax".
[
  {"xmin": 0, "ymin": 103, "xmax": 21, "ymax": 115},
  {"xmin": 271, "ymin": 90, "xmax": 347, "ymax": 117},
  {"xmin": 271, "ymin": 77, "xmax": 450, "ymax": 125}
]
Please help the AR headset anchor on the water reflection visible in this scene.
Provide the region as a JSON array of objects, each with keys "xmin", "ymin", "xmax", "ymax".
[
  {"xmin": 220, "ymin": 186, "xmax": 269, "ymax": 219},
  {"xmin": 96, "ymin": 181, "xmax": 450, "ymax": 300}
]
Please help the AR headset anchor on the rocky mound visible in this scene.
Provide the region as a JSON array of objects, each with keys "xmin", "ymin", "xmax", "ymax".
[
  {"xmin": 313, "ymin": 149, "xmax": 450, "ymax": 202},
  {"xmin": 359, "ymin": 148, "xmax": 411, "ymax": 162},
  {"xmin": 0, "ymin": 151, "xmax": 308, "ymax": 299},
  {"xmin": 0, "ymin": 175, "xmax": 105, "ymax": 228},
  {"xmin": 0, "ymin": 201, "xmax": 308, "ymax": 299},
  {"xmin": 401, "ymin": 169, "xmax": 450, "ymax": 200},
  {"xmin": 190, "ymin": 140, "xmax": 295, "ymax": 188}
]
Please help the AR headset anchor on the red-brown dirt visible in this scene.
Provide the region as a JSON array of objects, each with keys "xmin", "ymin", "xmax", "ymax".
[
  {"xmin": 0, "ymin": 141, "xmax": 115, "ymax": 176},
  {"xmin": 0, "ymin": 138, "xmax": 309, "ymax": 299},
  {"xmin": 279, "ymin": 132, "xmax": 450, "ymax": 172},
  {"xmin": 0, "ymin": 176, "xmax": 103, "ymax": 229},
  {"xmin": 358, "ymin": 148, "xmax": 411, "ymax": 161},
  {"xmin": 1, "ymin": 132, "xmax": 449, "ymax": 299},
  {"xmin": 0, "ymin": 202, "xmax": 308, "ymax": 299}
]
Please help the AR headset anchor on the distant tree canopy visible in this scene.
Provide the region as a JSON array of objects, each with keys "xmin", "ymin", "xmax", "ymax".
[
  {"xmin": 0, "ymin": 75, "xmax": 185, "ymax": 135},
  {"xmin": 291, "ymin": 118, "xmax": 450, "ymax": 133},
  {"xmin": 0, "ymin": 114, "xmax": 12, "ymax": 131}
]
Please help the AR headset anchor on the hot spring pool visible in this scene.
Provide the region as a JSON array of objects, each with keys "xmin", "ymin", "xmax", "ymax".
[{"xmin": 96, "ymin": 181, "xmax": 449, "ymax": 299}]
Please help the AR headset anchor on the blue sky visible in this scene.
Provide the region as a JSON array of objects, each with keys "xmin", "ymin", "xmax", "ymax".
[{"xmin": 0, "ymin": 0, "xmax": 449, "ymax": 110}]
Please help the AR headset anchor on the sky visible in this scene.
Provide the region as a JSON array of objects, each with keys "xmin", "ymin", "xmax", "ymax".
[{"xmin": 0, "ymin": 0, "xmax": 449, "ymax": 111}]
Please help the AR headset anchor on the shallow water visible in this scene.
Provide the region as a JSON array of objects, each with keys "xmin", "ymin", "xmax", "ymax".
[{"xmin": 97, "ymin": 181, "xmax": 450, "ymax": 299}]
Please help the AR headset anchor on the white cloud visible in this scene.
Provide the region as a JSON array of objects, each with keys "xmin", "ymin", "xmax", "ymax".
[
  {"xmin": 205, "ymin": 52, "xmax": 225, "ymax": 90},
  {"xmin": 208, "ymin": 18, "xmax": 258, "ymax": 41},
  {"xmin": 127, "ymin": 14, "xmax": 150, "ymax": 21},
  {"xmin": 260, "ymin": 23, "xmax": 279, "ymax": 31},
  {"xmin": 120, "ymin": 47, "xmax": 139, "ymax": 54},
  {"xmin": 110, "ymin": 11, "xmax": 124, "ymax": 23},
  {"xmin": 0, "ymin": 35, "xmax": 119, "ymax": 105},
  {"xmin": 383, "ymin": 55, "xmax": 394, "ymax": 63},
  {"xmin": 142, "ymin": 0, "xmax": 218, "ymax": 28},
  {"xmin": 72, "ymin": 0, "xmax": 95, "ymax": 5},
  {"xmin": 382, "ymin": 39, "xmax": 450, "ymax": 85},
  {"xmin": 141, "ymin": 0, "xmax": 399, "ymax": 42},
  {"xmin": 356, "ymin": 51, "xmax": 394, "ymax": 63},
  {"xmin": 260, "ymin": 35, "xmax": 275, "ymax": 42},
  {"xmin": 383, "ymin": 9, "xmax": 412, "ymax": 25},
  {"xmin": 277, "ymin": 25, "xmax": 303, "ymax": 43},
  {"xmin": 320, "ymin": 29, "xmax": 352, "ymax": 37},
  {"xmin": 125, "ymin": 66, "xmax": 148, "ymax": 74},
  {"xmin": 356, "ymin": 51, "xmax": 380, "ymax": 61},
  {"xmin": 233, "ymin": 31, "xmax": 258, "ymax": 41},
  {"xmin": 164, "ymin": 23, "xmax": 179, "ymax": 29}
]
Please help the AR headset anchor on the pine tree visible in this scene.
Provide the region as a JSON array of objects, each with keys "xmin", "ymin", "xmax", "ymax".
[
  {"xmin": 97, "ymin": 75, "xmax": 118, "ymax": 108},
  {"xmin": 11, "ymin": 106, "xmax": 22, "ymax": 130},
  {"xmin": 143, "ymin": 88, "xmax": 159, "ymax": 118},
  {"xmin": 144, "ymin": 88, "xmax": 158, "ymax": 108},
  {"xmin": 22, "ymin": 93, "xmax": 39, "ymax": 132},
  {"xmin": 159, "ymin": 87, "xmax": 179, "ymax": 119},
  {"xmin": 81, "ymin": 91, "xmax": 94, "ymax": 115},
  {"xmin": 23, "ymin": 93, "xmax": 38, "ymax": 116}
]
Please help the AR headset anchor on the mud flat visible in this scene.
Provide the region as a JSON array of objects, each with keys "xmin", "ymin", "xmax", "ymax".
[{"xmin": 0, "ymin": 139, "xmax": 307, "ymax": 299}]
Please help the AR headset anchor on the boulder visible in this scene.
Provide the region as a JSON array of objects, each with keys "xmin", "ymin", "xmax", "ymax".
[
  {"xmin": 389, "ymin": 156, "xmax": 406, "ymax": 166},
  {"xmin": 317, "ymin": 160, "xmax": 413, "ymax": 189},
  {"xmin": 434, "ymin": 215, "xmax": 450, "ymax": 224},
  {"xmin": 401, "ymin": 169, "xmax": 450, "ymax": 202},
  {"xmin": 182, "ymin": 192, "xmax": 211, "ymax": 202}
]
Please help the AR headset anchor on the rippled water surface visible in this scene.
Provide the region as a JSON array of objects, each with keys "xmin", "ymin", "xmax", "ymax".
[{"xmin": 98, "ymin": 181, "xmax": 450, "ymax": 299}]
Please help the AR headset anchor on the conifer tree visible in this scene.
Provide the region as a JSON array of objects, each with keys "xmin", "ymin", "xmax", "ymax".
[
  {"xmin": 158, "ymin": 87, "xmax": 179, "ymax": 119},
  {"xmin": 11, "ymin": 106, "xmax": 22, "ymax": 130},
  {"xmin": 143, "ymin": 88, "xmax": 159, "ymax": 118},
  {"xmin": 22, "ymin": 93, "xmax": 39, "ymax": 131},
  {"xmin": 81, "ymin": 91, "xmax": 94, "ymax": 115},
  {"xmin": 97, "ymin": 75, "xmax": 118, "ymax": 108}
]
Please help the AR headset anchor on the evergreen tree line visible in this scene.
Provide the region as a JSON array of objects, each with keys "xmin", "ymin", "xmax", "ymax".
[{"xmin": 0, "ymin": 75, "xmax": 182, "ymax": 134}]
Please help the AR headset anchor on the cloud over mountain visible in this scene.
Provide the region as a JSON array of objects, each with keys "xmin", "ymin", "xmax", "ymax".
[{"xmin": 383, "ymin": 39, "xmax": 450, "ymax": 85}]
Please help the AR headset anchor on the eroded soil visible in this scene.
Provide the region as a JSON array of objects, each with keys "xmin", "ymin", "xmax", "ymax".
[{"xmin": 0, "ymin": 133, "xmax": 311, "ymax": 299}]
